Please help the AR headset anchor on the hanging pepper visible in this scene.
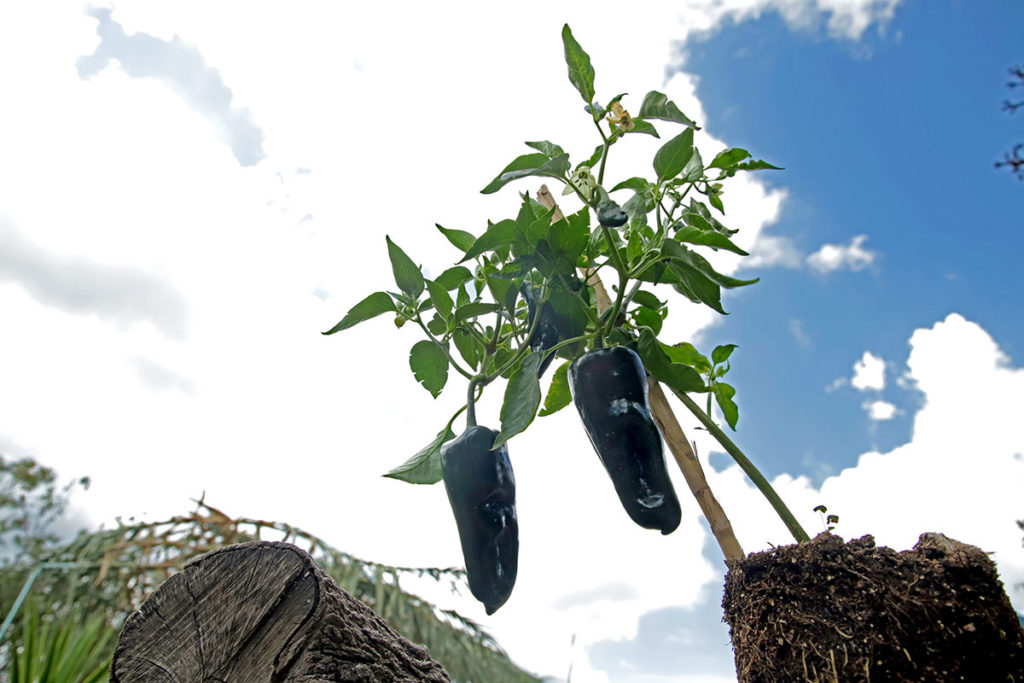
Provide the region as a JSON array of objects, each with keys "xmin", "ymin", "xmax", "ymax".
[
  {"xmin": 570, "ymin": 346, "xmax": 681, "ymax": 534},
  {"xmin": 522, "ymin": 285, "xmax": 560, "ymax": 377},
  {"xmin": 597, "ymin": 199, "xmax": 628, "ymax": 228},
  {"xmin": 440, "ymin": 426, "xmax": 519, "ymax": 614}
]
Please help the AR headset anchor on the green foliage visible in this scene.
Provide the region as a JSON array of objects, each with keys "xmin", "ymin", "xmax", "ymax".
[
  {"xmin": 0, "ymin": 454, "xmax": 89, "ymax": 564},
  {"xmin": 0, "ymin": 496, "xmax": 540, "ymax": 682},
  {"xmin": 324, "ymin": 23, "xmax": 781, "ymax": 481},
  {"xmin": 8, "ymin": 608, "xmax": 114, "ymax": 683}
]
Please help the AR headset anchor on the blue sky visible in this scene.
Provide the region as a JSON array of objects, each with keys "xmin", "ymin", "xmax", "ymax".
[
  {"xmin": 1, "ymin": 2, "xmax": 1022, "ymax": 682},
  {"xmin": 688, "ymin": 0, "xmax": 1024, "ymax": 482}
]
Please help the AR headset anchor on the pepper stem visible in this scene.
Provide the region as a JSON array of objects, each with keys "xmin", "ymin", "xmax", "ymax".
[{"xmin": 466, "ymin": 378, "xmax": 480, "ymax": 429}]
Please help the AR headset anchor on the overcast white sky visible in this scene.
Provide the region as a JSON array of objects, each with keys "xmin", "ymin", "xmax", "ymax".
[{"xmin": 2, "ymin": 2, "xmax": 1022, "ymax": 681}]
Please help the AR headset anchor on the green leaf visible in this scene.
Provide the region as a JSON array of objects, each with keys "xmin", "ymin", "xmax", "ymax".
[
  {"xmin": 713, "ymin": 382, "xmax": 739, "ymax": 429},
  {"xmin": 604, "ymin": 92, "xmax": 628, "ymax": 109},
  {"xmin": 685, "ymin": 199, "xmax": 738, "ymax": 235},
  {"xmin": 625, "ymin": 119, "xmax": 660, "ymax": 137},
  {"xmin": 708, "ymin": 188, "xmax": 725, "ymax": 213},
  {"xmin": 525, "ymin": 140, "xmax": 565, "ymax": 158},
  {"xmin": 525, "ymin": 206, "xmax": 557, "ymax": 245},
  {"xmin": 653, "ymin": 128, "xmax": 695, "ymax": 182},
  {"xmin": 386, "ymin": 236, "xmax": 424, "ymax": 298},
  {"xmin": 434, "ymin": 265, "xmax": 474, "ymax": 291},
  {"xmin": 584, "ymin": 144, "xmax": 604, "ymax": 168},
  {"xmin": 561, "ymin": 24, "xmax": 595, "ymax": 105},
  {"xmin": 662, "ymin": 240, "xmax": 758, "ymax": 288},
  {"xmin": 633, "ymin": 306, "xmax": 663, "ymax": 335},
  {"xmin": 481, "ymin": 153, "xmax": 571, "ymax": 194},
  {"xmin": 736, "ymin": 159, "xmax": 782, "ymax": 171},
  {"xmin": 452, "ymin": 327, "xmax": 482, "ymax": 370},
  {"xmin": 427, "ymin": 314, "xmax": 446, "ymax": 336},
  {"xmin": 453, "ymin": 301, "xmax": 501, "ymax": 324},
  {"xmin": 664, "ymin": 342, "xmax": 711, "ymax": 373},
  {"xmin": 669, "ymin": 262, "xmax": 727, "ymax": 314},
  {"xmin": 632, "ymin": 290, "xmax": 664, "ymax": 310},
  {"xmin": 674, "ymin": 225, "xmax": 748, "ymax": 255},
  {"xmin": 460, "ymin": 219, "xmax": 517, "ymax": 262},
  {"xmin": 494, "ymin": 353, "xmax": 543, "ymax": 448},
  {"xmin": 636, "ymin": 329, "xmax": 706, "ymax": 393},
  {"xmin": 638, "ymin": 91, "xmax": 698, "ymax": 128},
  {"xmin": 409, "ymin": 340, "xmax": 448, "ymax": 398},
  {"xmin": 436, "ymin": 224, "xmax": 477, "ymax": 252},
  {"xmin": 456, "ymin": 282, "xmax": 471, "ymax": 308},
  {"xmin": 610, "ymin": 176, "xmax": 649, "ymax": 193},
  {"xmin": 427, "ymin": 280, "xmax": 453, "ymax": 320},
  {"xmin": 322, "ymin": 291, "xmax": 396, "ymax": 334},
  {"xmin": 622, "ymin": 187, "xmax": 655, "ymax": 227},
  {"xmin": 548, "ymin": 208, "xmax": 590, "ymax": 265},
  {"xmin": 712, "ymin": 344, "xmax": 738, "ymax": 365},
  {"xmin": 383, "ymin": 420, "xmax": 457, "ymax": 485},
  {"xmin": 539, "ymin": 361, "xmax": 572, "ymax": 417},
  {"xmin": 708, "ymin": 148, "xmax": 751, "ymax": 169},
  {"xmin": 679, "ymin": 148, "xmax": 704, "ymax": 182}
]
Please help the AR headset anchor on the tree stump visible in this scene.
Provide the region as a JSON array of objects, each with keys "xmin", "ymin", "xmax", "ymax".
[
  {"xmin": 111, "ymin": 541, "xmax": 450, "ymax": 682},
  {"xmin": 723, "ymin": 532, "xmax": 1024, "ymax": 681}
]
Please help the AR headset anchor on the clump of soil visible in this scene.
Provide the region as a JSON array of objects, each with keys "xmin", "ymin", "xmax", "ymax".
[{"xmin": 723, "ymin": 532, "xmax": 1024, "ymax": 682}]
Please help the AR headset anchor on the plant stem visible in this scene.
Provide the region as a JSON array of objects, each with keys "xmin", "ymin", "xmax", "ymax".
[
  {"xmin": 466, "ymin": 378, "xmax": 480, "ymax": 429},
  {"xmin": 486, "ymin": 284, "xmax": 548, "ymax": 381},
  {"xmin": 591, "ymin": 117, "xmax": 610, "ymax": 185},
  {"xmin": 669, "ymin": 386, "xmax": 811, "ymax": 543},
  {"xmin": 599, "ymin": 224, "xmax": 629, "ymax": 340}
]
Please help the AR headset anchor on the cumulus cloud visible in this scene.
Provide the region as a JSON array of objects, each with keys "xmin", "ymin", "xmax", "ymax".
[
  {"xmin": 806, "ymin": 234, "xmax": 876, "ymax": 273},
  {"xmin": 132, "ymin": 356, "xmax": 195, "ymax": 395},
  {"xmin": 678, "ymin": 0, "xmax": 902, "ymax": 43},
  {"xmin": 851, "ymin": 350, "xmax": 885, "ymax": 390},
  {"xmin": 789, "ymin": 318, "xmax": 812, "ymax": 348},
  {"xmin": 863, "ymin": 399, "xmax": 898, "ymax": 420},
  {"xmin": 77, "ymin": 7, "xmax": 264, "ymax": 166},
  {"xmin": 0, "ymin": 219, "xmax": 188, "ymax": 338},
  {"xmin": 743, "ymin": 233, "xmax": 803, "ymax": 269}
]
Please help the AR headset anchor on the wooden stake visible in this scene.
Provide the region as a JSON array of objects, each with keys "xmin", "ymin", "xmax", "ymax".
[{"xmin": 536, "ymin": 185, "xmax": 744, "ymax": 562}]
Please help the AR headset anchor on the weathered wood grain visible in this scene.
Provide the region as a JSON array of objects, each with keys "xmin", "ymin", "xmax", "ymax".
[{"xmin": 111, "ymin": 541, "xmax": 449, "ymax": 682}]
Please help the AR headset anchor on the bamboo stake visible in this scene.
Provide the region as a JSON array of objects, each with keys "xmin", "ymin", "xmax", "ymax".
[{"xmin": 536, "ymin": 185, "xmax": 744, "ymax": 562}]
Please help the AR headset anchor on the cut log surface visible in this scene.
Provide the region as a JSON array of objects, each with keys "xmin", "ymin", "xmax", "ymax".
[{"xmin": 111, "ymin": 541, "xmax": 449, "ymax": 682}]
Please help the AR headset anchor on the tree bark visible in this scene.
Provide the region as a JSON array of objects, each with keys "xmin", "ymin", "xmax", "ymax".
[{"xmin": 111, "ymin": 541, "xmax": 449, "ymax": 682}]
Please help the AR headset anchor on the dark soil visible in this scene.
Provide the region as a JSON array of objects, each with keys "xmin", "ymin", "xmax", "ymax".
[{"xmin": 723, "ymin": 532, "xmax": 1024, "ymax": 682}]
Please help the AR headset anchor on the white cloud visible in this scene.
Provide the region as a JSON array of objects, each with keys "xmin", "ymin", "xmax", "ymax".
[
  {"xmin": 678, "ymin": 0, "xmax": 901, "ymax": 43},
  {"xmin": 863, "ymin": 399, "xmax": 898, "ymax": 420},
  {"xmin": 825, "ymin": 377, "xmax": 848, "ymax": 392},
  {"xmin": 744, "ymin": 233, "xmax": 803, "ymax": 269},
  {"xmin": 789, "ymin": 318, "xmax": 812, "ymax": 348},
  {"xmin": 851, "ymin": 350, "xmax": 886, "ymax": 390},
  {"xmin": 77, "ymin": 7, "xmax": 264, "ymax": 166},
  {"xmin": 807, "ymin": 234, "xmax": 876, "ymax": 273}
]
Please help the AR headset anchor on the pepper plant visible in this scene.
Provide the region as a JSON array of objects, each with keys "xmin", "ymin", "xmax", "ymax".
[{"xmin": 325, "ymin": 24, "xmax": 809, "ymax": 610}]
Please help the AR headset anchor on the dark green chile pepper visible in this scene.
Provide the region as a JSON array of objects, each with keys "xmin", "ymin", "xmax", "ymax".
[
  {"xmin": 522, "ymin": 285, "xmax": 560, "ymax": 377},
  {"xmin": 597, "ymin": 199, "xmax": 628, "ymax": 228},
  {"xmin": 440, "ymin": 426, "xmax": 518, "ymax": 614},
  {"xmin": 570, "ymin": 346, "xmax": 681, "ymax": 535}
]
